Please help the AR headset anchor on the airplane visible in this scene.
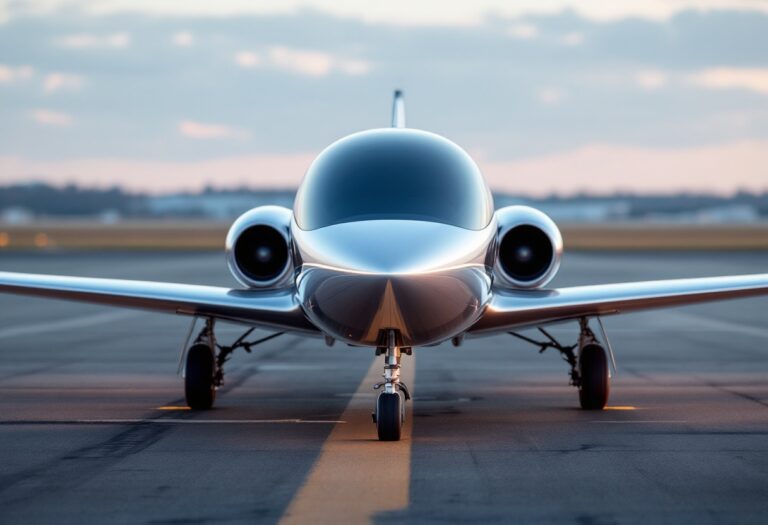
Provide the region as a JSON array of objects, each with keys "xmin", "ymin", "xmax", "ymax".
[{"xmin": 1, "ymin": 91, "xmax": 767, "ymax": 441}]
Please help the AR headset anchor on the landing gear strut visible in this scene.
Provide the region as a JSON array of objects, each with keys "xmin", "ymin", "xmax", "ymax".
[
  {"xmin": 181, "ymin": 318, "xmax": 284, "ymax": 410},
  {"xmin": 372, "ymin": 330, "xmax": 411, "ymax": 441},
  {"xmin": 509, "ymin": 317, "xmax": 613, "ymax": 410}
]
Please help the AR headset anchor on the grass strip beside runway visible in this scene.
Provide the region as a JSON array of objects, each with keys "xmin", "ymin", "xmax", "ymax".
[{"xmin": 1, "ymin": 222, "xmax": 768, "ymax": 250}]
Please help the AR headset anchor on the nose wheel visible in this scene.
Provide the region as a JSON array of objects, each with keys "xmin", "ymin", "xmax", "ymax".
[
  {"xmin": 372, "ymin": 330, "xmax": 410, "ymax": 441},
  {"xmin": 375, "ymin": 392, "xmax": 404, "ymax": 441}
]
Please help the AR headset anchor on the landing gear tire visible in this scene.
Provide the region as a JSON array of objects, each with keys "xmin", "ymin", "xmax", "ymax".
[
  {"xmin": 578, "ymin": 343, "xmax": 609, "ymax": 410},
  {"xmin": 376, "ymin": 392, "xmax": 403, "ymax": 441},
  {"xmin": 185, "ymin": 343, "xmax": 216, "ymax": 410}
]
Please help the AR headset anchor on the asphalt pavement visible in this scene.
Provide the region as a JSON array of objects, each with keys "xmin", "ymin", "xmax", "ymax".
[{"xmin": 1, "ymin": 250, "xmax": 767, "ymax": 524}]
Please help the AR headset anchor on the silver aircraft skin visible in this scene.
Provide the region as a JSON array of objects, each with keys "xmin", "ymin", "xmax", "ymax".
[{"xmin": 1, "ymin": 91, "xmax": 767, "ymax": 440}]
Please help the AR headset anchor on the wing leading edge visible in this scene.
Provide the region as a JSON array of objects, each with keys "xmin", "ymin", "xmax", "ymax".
[
  {"xmin": 0, "ymin": 272, "xmax": 317, "ymax": 333},
  {"xmin": 470, "ymin": 273, "xmax": 768, "ymax": 334}
]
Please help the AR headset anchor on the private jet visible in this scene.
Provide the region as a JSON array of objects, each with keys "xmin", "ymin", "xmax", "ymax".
[{"xmin": 1, "ymin": 92, "xmax": 767, "ymax": 441}]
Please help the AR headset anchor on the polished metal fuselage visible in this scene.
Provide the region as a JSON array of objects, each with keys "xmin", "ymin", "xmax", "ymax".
[{"xmin": 292, "ymin": 218, "xmax": 496, "ymax": 347}]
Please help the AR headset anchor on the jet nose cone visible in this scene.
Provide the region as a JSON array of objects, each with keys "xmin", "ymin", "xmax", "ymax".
[
  {"xmin": 293, "ymin": 220, "xmax": 491, "ymax": 275},
  {"xmin": 293, "ymin": 219, "xmax": 495, "ymax": 346}
]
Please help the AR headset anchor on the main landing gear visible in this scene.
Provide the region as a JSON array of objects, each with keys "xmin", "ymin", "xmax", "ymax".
[
  {"xmin": 509, "ymin": 317, "xmax": 615, "ymax": 410},
  {"xmin": 181, "ymin": 317, "xmax": 283, "ymax": 410},
  {"xmin": 372, "ymin": 330, "xmax": 411, "ymax": 441}
]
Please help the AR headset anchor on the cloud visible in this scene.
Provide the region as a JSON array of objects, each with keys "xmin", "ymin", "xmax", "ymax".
[
  {"xmin": 477, "ymin": 140, "xmax": 768, "ymax": 196},
  {"xmin": 560, "ymin": 32, "xmax": 584, "ymax": 46},
  {"xmin": 507, "ymin": 23, "xmax": 538, "ymax": 39},
  {"xmin": 56, "ymin": 32, "xmax": 131, "ymax": 49},
  {"xmin": 634, "ymin": 69, "xmax": 668, "ymax": 90},
  {"xmin": 1, "ymin": 141, "xmax": 766, "ymax": 195},
  {"xmin": 10, "ymin": 1, "xmax": 768, "ymax": 25},
  {"xmin": 2, "ymin": 6, "xmax": 768, "ymax": 194},
  {"xmin": 267, "ymin": 47, "xmax": 370, "ymax": 76},
  {"xmin": 0, "ymin": 64, "xmax": 34, "ymax": 83},
  {"xmin": 43, "ymin": 72, "xmax": 84, "ymax": 93},
  {"xmin": 234, "ymin": 47, "xmax": 369, "ymax": 76},
  {"xmin": 537, "ymin": 87, "xmax": 565, "ymax": 105},
  {"xmin": 687, "ymin": 68, "xmax": 768, "ymax": 95},
  {"xmin": 234, "ymin": 51, "xmax": 262, "ymax": 68},
  {"xmin": 0, "ymin": 153, "xmax": 316, "ymax": 193},
  {"xmin": 178, "ymin": 120, "xmax": 250, "ymax": 140},
  {"xmin": 171, "ymin": 31, "xmax": 194, "ymax": 47},
  {"xmin": 31, "ymin": 109, "xmax": 73, "ymax": 126}
]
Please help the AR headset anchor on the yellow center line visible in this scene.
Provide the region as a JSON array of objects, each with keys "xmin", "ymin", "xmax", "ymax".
[{"xmin": 279, "ymin": 355, "xmax": 415, "ymax": 525}]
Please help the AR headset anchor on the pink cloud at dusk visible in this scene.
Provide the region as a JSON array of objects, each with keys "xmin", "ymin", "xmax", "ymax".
[
  {"xmin": 0, "ymin": 153, "xmax": 317, "ymax": 193},
  {"xmin": 178, "ymin": 121, "xmax": 250, "ymax": 140},
  {"xmin": 476, "ymin": 140, "xmax": 768, "ymax": 196},
  {"xmin": 1, "ymin": 141, "xmax": 766, "ymax": 195}
]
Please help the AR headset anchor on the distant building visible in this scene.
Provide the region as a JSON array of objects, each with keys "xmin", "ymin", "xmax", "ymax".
[
  {"xmin": 146, "ymin": 191, "xmax": 295, "ymax": 219},
  {"xmin": 1, "ymin": 207, "xmax": 33, "ymax": 224}
]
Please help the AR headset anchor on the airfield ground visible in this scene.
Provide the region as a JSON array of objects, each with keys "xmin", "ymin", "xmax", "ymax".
[
  {"xmin": 0, "ymin": 250, "xmax": 767, "ymax": 524},
  {"xmin": 1, "ymin": 222, "xmax": 767, "ymax": 250}
]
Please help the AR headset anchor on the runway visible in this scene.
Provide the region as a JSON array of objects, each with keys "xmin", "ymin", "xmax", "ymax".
[{"xmin": 1, "ymin": 250, "xmax": 767, "ymax": 524}]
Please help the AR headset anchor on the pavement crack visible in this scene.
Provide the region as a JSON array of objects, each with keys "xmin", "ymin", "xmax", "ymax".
[
  {"xmin": 706, "ymin": 382, "xmax": 768, "ymax": 409},
  {"xmin": 64, "ymin": 422, "xmax": 169, "ymax": 460},
  {"xmin": 0, "ymin": 400, "xmax": 196, "ymax": 505}
]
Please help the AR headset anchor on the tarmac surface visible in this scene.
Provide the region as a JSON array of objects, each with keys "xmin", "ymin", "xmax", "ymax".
[{"xmin": 0, "ymin": 250, "xmax": 767, "ymax": 524}]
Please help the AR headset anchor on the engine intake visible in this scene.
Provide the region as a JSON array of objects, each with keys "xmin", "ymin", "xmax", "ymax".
[
  {"xmin": 226, "ymin": 206, "xmax": 293, "ymax": 288},
  {"xmin": 494, "ymin": 206, "xmax": 562, "ymax": 289}
]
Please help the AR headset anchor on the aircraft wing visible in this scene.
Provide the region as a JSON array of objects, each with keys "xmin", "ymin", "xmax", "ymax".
[
  {"xmin": 0, "ymin": 272, "xmax": 317, "ymax": 333},
  {"xmin": 470, "ymin": 274, "xmax": 768, "ymax": 334}
]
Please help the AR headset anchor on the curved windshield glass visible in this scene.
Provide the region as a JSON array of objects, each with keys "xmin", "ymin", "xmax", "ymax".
[{"xmin": 294, "ymin": 129, "xmax": 493, "ymax": 231}]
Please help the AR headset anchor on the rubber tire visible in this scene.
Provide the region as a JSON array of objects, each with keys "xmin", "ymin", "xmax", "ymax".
[
  {"xmin": 578, "ymin": 344, "xmax": 609, "ymax": 410},
  {"xmin": 185, "ymin": 343, "xmax": 216, "ymax": 410},
  {"xmin": 376, "ymin": 392, "xmax": 403, "ymax": 441}
]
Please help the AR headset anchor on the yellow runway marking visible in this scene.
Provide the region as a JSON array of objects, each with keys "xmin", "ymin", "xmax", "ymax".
[
  {"xmin": 593, "ymin": 420, "xmax": 687, "ymax": 424},
  {"xmin": 279, "ymin": 355, "xmax": 415, "ymax": 525},
  {"xmin": 156, "ymin": 406, "xmax": 191, "ymax": 411},
  {"xmin": 604, "ymin": 406, "xmax": 638, "ymax": 411}
]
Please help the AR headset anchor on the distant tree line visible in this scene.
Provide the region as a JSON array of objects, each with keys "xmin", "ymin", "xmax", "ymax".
[
  {"xmin": 0, "ymin": 184, "xmax": 146, "ymax": 216},
  {"xmin": 535, "ymin": 192, "xmax": 768, "ymax": 218},
  {"xmin": 0, "ymin": 183, "xmax": 766, "ymax": 219}
]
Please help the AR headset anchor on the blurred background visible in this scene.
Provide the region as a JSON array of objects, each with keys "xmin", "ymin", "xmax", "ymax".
[{"xmin": 0, "ymin": 0, "xmax": 767, "ymax": 247}]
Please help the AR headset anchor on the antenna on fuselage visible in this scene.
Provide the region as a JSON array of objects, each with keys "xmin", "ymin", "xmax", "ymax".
[{"xmin": 391, "ymin": 90, "xmax": 406, "ymax": 128}]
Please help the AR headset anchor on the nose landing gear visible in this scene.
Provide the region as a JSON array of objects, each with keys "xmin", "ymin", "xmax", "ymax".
[{"xmin": 372, "ymin": 330, "xmax": 411, "ymax": 441}]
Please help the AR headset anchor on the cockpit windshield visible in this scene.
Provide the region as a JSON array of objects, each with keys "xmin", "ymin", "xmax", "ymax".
[{"xmin": 294, "ymin": 129, "xmax": 494, "ymax": 231}]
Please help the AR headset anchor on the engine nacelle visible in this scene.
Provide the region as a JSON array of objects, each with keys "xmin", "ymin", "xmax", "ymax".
[
  {"xmin": 494, "ymin": 206, "xmax": 562, "ymax": 289},
  {"xmin": 225, "ymin": 206, "xmax": 294, "ymax": 288}
]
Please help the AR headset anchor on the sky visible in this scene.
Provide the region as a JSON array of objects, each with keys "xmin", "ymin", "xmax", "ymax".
[{"xmin": 1, "ymin": 0, "xmax": 767, "ymax": 195}]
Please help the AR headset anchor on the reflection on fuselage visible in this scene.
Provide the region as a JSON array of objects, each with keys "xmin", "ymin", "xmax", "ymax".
[{"xmin": 292, "ymin": 220, "xmax": 495, "ymax": 346}]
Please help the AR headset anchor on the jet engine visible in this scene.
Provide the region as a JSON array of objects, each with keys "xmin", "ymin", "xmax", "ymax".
[
  {"xmin": 494, "ymin": 206, "xmax": 562, "ymax": 289},
  {"xmin": 225, "ymin": 206, "xmax": 294, "ymax": 288}
]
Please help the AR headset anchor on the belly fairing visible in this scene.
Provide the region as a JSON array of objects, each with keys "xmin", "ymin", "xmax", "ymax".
[
  {"xmin": 297, "ymin": 266, "xmax": 491, "ymax": 346},
  {"xmin": 292, "ymin": 219, "xmax": 496, "ymax": 347}
]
